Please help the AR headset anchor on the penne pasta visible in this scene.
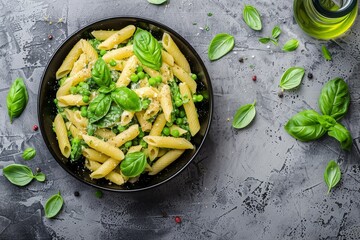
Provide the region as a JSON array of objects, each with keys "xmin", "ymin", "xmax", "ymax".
[
  {"xmin": 179, "ymin": 83, "xmax": 200, "ymax": 136},
  {"xmin": 162, "ymin": 33, "xmax": 190, "ymax": 73},
  {"xmin": 128, "ymin": 145, "xmax": 143, "ymax": 153},
  {"xmin": 82, "ymin": 148, "xmax": 109, "ymax": 163},
  {"xmin": 85, "ymin": 160, "xmax": 125, "ymax": 185},
  {"xmin": 134, "ymin": 87, "xmax": 159, "ymax": 99},
  {"xmin": 69, "ymin": 53, "xmax": 87, "ymax": 77},
  {"xmin": 120, "ymin": 110, "xmax": 134, "ymax": 126},
  {"xmin": 172, "ymin": 64, "xmax": 197, "ymax": 93},
  {"xmin": 98, "ymin": 25, "xmax": 136, "ymax": 50},
  {"xmin": 95, "ymin": 128, "xmax": 116, "ymax": 140},
  {"xmin": 144, "ymin": 100, "xmax": 160, "ymax": 120},
  {"xmin": 102, "ymin": 45, "xmax": 134, "ymax": 62},
  {"xmin": 109, "ymin": 60, "xmax": 127, "ymax": 71},
  {"xmin": 80, "ymin": 39, "xmax": 98, "ymax": 62},
  {"xmin": 57, "ymin": 94, "xmax": 89, "ymax": 107},
  {"xmin": 135, "ymin": 111, "xmax": 152, "ymax": 132},
  {"xmin": 56, "ymin": 68, "xmax": 91, "ymax": 98},
  {"xmin": 91, "ymin": 30, "xmax": 117, "ymax": 40},
  {"xmin": 53, "ymin": 114, "xmax": 71, "ymax": 158},
  {"xmin": 149, "ymin": 113, "xmax": 166, "ymax": 136},
  {"xmin": 90, "ymin": 158, "xmax": 120, "ymax": 179},
  {"xmin": 107, "ymin": 124, "xmax": 140, "ymax": 147},
  {"xmin": 159, "ymin": 85, "xmax": 173, "ymax": 122},
  {"xmin": 116, "ymin": 55, "xmax": 138, "ymax": 87},
  {"xmin": 82, "ymin": 135, "xmax": 124, "ymax": 161},
  {"xmin": 169, "ymin": 125, "xmax": 188, "ymax": 136},
  {"xmin": 143, "ymin": 136, "xmax": 194, "ymax": 149},
  {"xmin": 56, "ymin": 40, "xmax": 83, "ymax": 79},
  {"xmin": 161, "ymin": 50, "xmax": 175, "ymax": 66},
  {"xmin": 148, "ymin": 149, "xmax": 185, "ymax": 175}
]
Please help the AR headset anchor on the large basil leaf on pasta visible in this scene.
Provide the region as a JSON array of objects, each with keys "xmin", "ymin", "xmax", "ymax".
[
  {"xmin": 95, "ymin": 105, "xmax": 123, "ymax": 128},
  {"xmin": 87, "ymin": 94, "xmax": 112, "ymax": 123},
  {"xmin": 318, "ymin": 78, "xmax": 350, "ymax": 121},
  {"xmin": 285, "ymin": 110, "xmax": 327, "ymax": 142},
  {"xmin": 327, "ymin": 123, "xmax": 352, "ymax": 151},
  {"xmin": 120, "ymin": 152, "xmax": 147, "ymax": 177},
  {"xmin": 7, "ymin": 78, "xmax": 29, "ymax": 123},
  {"xmin": 111, "ymin": 87, "xmax": 141, "ymax": 112},
  {"xmin": 91, "ymin": 58, "xmax": 112, "ymax": 87},
  {"xmin": 133, "ymin": 28, "xmax": 162, "ymax": 70}
]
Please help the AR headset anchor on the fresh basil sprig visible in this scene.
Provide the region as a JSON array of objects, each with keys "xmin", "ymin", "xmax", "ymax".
[
  {"xmin": 3, "ymin": 164, "xmax": 45, "ymax": 186},
  {"xmin": 22, "ymin": 147, "xmax": 36, "ymax": 160},
  {"xmin": 318, "ymin": 78, "xmax": 350, "ymax": 121},
  {"xmin": 279, "ymin": 67, "xmax": 305, "ymax": 90},
  {"xmin": 91, "ymin": 58, "xmax": 112, "ymax": 87},
  {"xmin": 232, "ymin": 100, "xmax": 256, "ymax": 129},
  {"xmin": 324, "ymin": 160, "xmax": 341, "ymax": 194},
  {"xmin": 120, "ymin": 152, "xmax": 147, "ymax": 177},
  {"xmin": 259, "ymin": 26, "xmax": 281, "ymax": 46},
  {"xmin": 44, "ymin": 192, "xmax": 64, "ymax": 218},
  {"xmin": 282, "ymin": 39, "xmax": 299, "ymax": 52},
  {"xmin": 208, "ymin": 33, "xmax": 235, "ymax": 61},
  {"xmin": 243, "ymin": 5, "xmax": 262, "ymax": 30},
  {"xmin": 321, "ymin": 45, "xmax": 332, "ymax": 61},
  {"xmin": 7, "ymin": 78, "xmax": 29, "ymax": 123},
  {"xmin": 327, "ymin": 123, "xmax": 352, "ymax": 151},
  {"xmin": 133, "ymin": 28, "xmax": 162, "ymax": 70},
  {"xmin": 87, "ymin": 94, "xmax": 112, "ymax": 123},
  {"xmin": 111, "ymin": 87, "xmax": 141, "ymax": 112},
  {"xmin": 148, "ymin": 0, "xmax": 167, "ymax": 4}
]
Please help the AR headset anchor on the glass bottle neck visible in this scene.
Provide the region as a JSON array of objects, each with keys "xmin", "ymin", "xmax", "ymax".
[{"xmin": 313, "ymin": 0, "xmax": 357, "ymax": 18}]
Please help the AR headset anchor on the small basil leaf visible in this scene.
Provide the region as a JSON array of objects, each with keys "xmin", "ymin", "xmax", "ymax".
[
  {"xmin": 328, "ymin": 123, "xmax": 352, "ymax": 151},
  {"xmin": 324, "ymin": 160, "xmax": 341, "ymax": 194},
  {"xmin": 44, "ymin": 192, "xmax": 64, "ymax": 218},
  {"xmin": 70, "ymin": 138, "xmax": 83, "ymax": 162},
  {"xmin": 6, "ymin": 78, "xmax": 29, "ymax": 123},
  {"xmin": 232, "ymin": 100, "xmax": 256, "ymax": 129},
  {"xmin": 282, "ymin": 39, "xmax": 299, "ymax": 52},
  {"xmin": 133, "ymin": 28, "xmax": 162, "ymax": 70},
  {"xmin": 2, "ymin": 164, "xmax": 34, "ymax": 186},
  {"xmin": 148, "ymin": 0, "xmax": 167, "ymax": 4},
  {"xmin": 243, "ymin": 5, "xmax": 262, "ymax": 30},
  {"xmin": 271, "ymin": 26, "xmax": 281, "ymax": 39},
  {"xmin": 98, "ymin": 83, "xmax": 116, "ymax": 94},
  {"xmin": 91, "ymin": 58, "xmax": 112, "ymax": 87},
  {"xmin": 318, "ymin": 78, "xmax": 350, "ymax": 121},
  {"xmin": 270, "ymin": 38, "xmax": 279, "ymax": 46},
  {"xmin": 321, "ymin": 45, "xmax": 332, "ymax": 61},
  {"xmin": 208, "ymin": 33, "xmax": 235, "ymax": 61},
  {"xmin": 87, "ymin": 94, "xmax": 112, "ymax": 123},
  {"xmin": 285, "ymin": 110, "xmax": 327, "ymax": 142},
  {"xmin": 22, "ymin": 147, "xmax": 36, "ymax": 161},
  {"xmin": 279, "ymin": 67, "xmax": 305, "ymax": 90},
  {"xmin": 34, "ymin": 172, "xmax": 46, "ymax": 182},
  {"xmin": 259, "ymin": 37, "xmax": 271, "ymax": 44},
  {"xmin": 111, "ymin": 87, "xmax": 141, "ymax": 112},
  {"xmin": 120, "ymin": 152, "xmax": 147, "ymax": 177},
  {"xmin": 317, "ymin": 115, "xmax": 337, "ymax": 130}
]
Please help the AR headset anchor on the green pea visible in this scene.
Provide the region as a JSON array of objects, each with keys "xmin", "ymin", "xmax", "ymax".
[
  {"xmin": 155, "ymin": 76, "xmax": 162, "ymax": 83},
  {"xmin": 82, "ymin": 90, "xmax": 91, "ymax": 96},
  {"xmin": 192, "ymin": 95, "xmax": 198, "ymax": 102},
  {"xmin": 109, "ymin": 59, "xmax": 117, "ymax": 66},
  {"xmin": 179, "ymin": 110, "xmax": 186, "ymax": 118},
  {"xmin": 140, "ymin": 139, "xmax": 148, "ymax": 148},
  {"xmin": 175, "ymin": 99, "xmax": 182, "ymax": 107},
  {"xmin": 196, "ymin": 95, "xmax": 204, "ymax": 102},
  {"xmin": 124, "ymin": 141, "xmax": 132, "ymax": 148},
  {"xmin": 191, "ymin": 73, "xmax": 197, "ymax": 80},
  {"xmin": 112, "ymin": 128, "xmax": 119, "ymax": 134},
  {"xmin": 162, "ymin": 127, "xmax": 170, "ymax": 136},
  {"xmin": 166, "ymin": 122, "xmax": 173, "ymax": 127},
  {"xmin": 142, "ymin": 99, "xmax": 151, "ymax": 110},
  {"xmin": 171, "ymin": 129, "xmax": 180, "ymax": 137},
  {"xmin": 137, "ymin": 71, "xmax": 145, "ymax": 79},
  {"xmin": 148, "ymin": 77, "xmax": 157, "ymax": 86},
  {"xmin": 79, "ymin": 82, "xmax": 85, "ymax": 87},
  {"xmin": 118, "ymin": 125, "xmax": 126, "ymax": 132},
  {"xmin": 176, "ymin": 118, "xmax": 183, "ymax": 125},
  {"xmin": 80, "ymin": 106, "xmax": 87, "ymax": 117},
  {"xmin": 70, "ymin": 86, "xmax": 78, "ymax": 94},
  {"xmin": 130, "ymin": 74, "xmax": 139, "ymax": 83},
  {"xmin": 174, "ymin": 108, "xmax": 179, "ymax": 116},
  {"xmin": 100, "ymin": 49, "xmax": 107, "ymax": 56},
  {"xmin": 82, "ymin": 95, "xmax": 89, "ymax": 103},
  {"xmin": 81, "ymin": 83, "xmax": 89, "ymax": 90},
  {"xmin": 54, "ymin": 99, "xmax": 58, "ymax": 104},
  {"xmin": 138, "ymin": 129, "xmax": 145, "ymax": 138},
  {"xmin": 137, "ymin": 66, "xmax": 143, "ymax": 73}
]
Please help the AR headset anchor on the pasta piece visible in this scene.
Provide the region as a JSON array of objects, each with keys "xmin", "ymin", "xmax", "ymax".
[
  {"xmin": 149, "ymin": 113, "xmax": 166, "ymax": 136},
  {"xmin": 56, "ymin": 40, "xmax": 83, "ymax": 79},
  {"xmin": 128, "ymin": 145, "xmax": 143, "ymax": 153},
  {"xmin": 146, "ymin": 146, "xmax": 159, "ymax": 161},
  {"xmin": 120, "ymin": 110, "xmax": 134, "ymax": 126},
  {"xmin": 143, "ymin": 136, "xmax": 194, "ymax": 149},
  {"xmin": 80, "ymin": 39, "xmax": 98, "ymax": 62},
  {"xmin": 57, "ymin": 94, "xmax": 89, "ymax": 107},
  {"xmin": 85, "ymin": 160, "xmax": 124, "ymax": 185},
  {"xmin": 157, "ymin": 148, "xmax": 168, "ymax": 158},
  {"xmin": 139, "ymin": 78, "xmax": 149, "ymax": 88},
  {"xmin": 95, "ymin": 128, "xmax": 116, "ymax": 140},
  {"xmin": 160, "ymin": 62, "xmax": 173, "ymax": 83},
  {"xmin": 116, "ymin": 55, "xmax": 138, "ymax": 87},
  {"xmin": 169, "ymin": 125, "xmax": 188, "ymax": 136},
  {"xmin": 144, "ymin": 100, "xmax": 160, "ymax": 120},
  {"xmin": 134, "ymin": 87, "xmax": 159, "ymax": 99},
  {"xmin": 53, "ymin": 114, "xmax": 71, "ymax": 158},
  {"xmin": 142, "ymin": 66, "xmax": 161, "ymax": 78},
  {"xmin": 82, "ymin": 148, "xmax": 109, "ymax": 163},
  {"xmin": 148, "ymin": 149, "xmax": 185, "ymax": 175},
  {"xmin": 172, "ymin": 65, "xmax": 197, "ymax": 93},
  {"xmin": 145, "ymin": 163, "xmax": 153, "ymax": 172},
  {"xmin": 161, "ymin": 50, "xmax": 175, "ymax": 66},
  {"xmin": 82, "ymin": 135, "xmax": 124, "ymax": 161},
  {"xmin": 56, "ymin": 68, "xmax": 91, "ymax": 98},
  {"xmin": 109, "ymin": 60, "xmax": 127, "ymax": 71},
  {"xmin": 98, "ymin": 25, "xmax": 136, "ymax": 50},
  {"xmin": 135, "ymin": 111, "xmax": 152, "ymax": 132},
  {"xmin": 179, "ymin": 83, "xmax": 200, "ymax": 136},
  {"xmin": 159, "ymin": 85, "xmax": 173, "ymax": 122},
  {"xmin": 102, "ymin": 45, "xmax": 134, "ymax": 62},
  {"xmin": 90, "ymin": 158, "xmax": 120, "ymax": 179},
  {"xmin": 64, "ymin": 109, "xmax": 88, "ymax": 130},
  {"xmin": 65, "ymin": 122, "xmax": 84, "ymax": 139},
  {"xmin": 162, "ymin": 33, "xmax": 190, "ymax": 73},
  {"xmin": 69, "ymin": 53, "xmax": 87, "ymax": 77},
  {"xmin": 91, "ymin": 30, "xmax": 117, "ymax": 40},
  {"xmin": 107, "ymin": 124, "xmax": 140, "ymax": 147}
]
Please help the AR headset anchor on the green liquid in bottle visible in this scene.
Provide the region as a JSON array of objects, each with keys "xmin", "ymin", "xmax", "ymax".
[{"xmin": 294, "ymin": 0, "xmax": 358, "ymax": 39}]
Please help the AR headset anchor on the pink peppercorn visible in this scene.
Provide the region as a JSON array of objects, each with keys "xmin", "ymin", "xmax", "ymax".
[
  {"xmin": 33, "ymin": 125, "xmax": 39, "ymax": 131},
  {"xmin": 175, "ymin": 216, "xmax": 182, "ymax": 223},
  {"xmin": 252, "ymin": 75, "xmax": 257, "ymax": 81}
]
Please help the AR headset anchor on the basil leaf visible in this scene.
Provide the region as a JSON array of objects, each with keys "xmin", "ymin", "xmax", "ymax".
[
  {"xmin": 111, "ymin": 87, "xmax": 141, "ymax": 112},
  {"xmin": 98, "ymin": 83, "xmax": 116, "ymax": 94},
  {"xmin": 243, "ymin": 5, "xmax": 262, "ymax": 30},
  {"xmin": 259, "ymin": 37, "xmax": 271, "ymax": 44},
  {"xmin": 279, "ymin": 67, "xmax": 305, "ymax": 90},
  {"xmin": 232, "ymin": 100, "xmax": 256, "ymax": 129},
  {"xmin": 70, "ymin": 138, "xmax": 83, "ymax": 162},
  {"xmin": 208, "ymin": 33, "xmax": 235, "ymax": 61},
  {"xmin": 272, "ymin": 26, "xmax": 281, "ymax": 39},
  {"xmin": 44, "ymin": 192, "xmax": 64, "ymax": 218},
  {"xmin": 318, "ymin": 78, "xmax": 350, "ymax": 121},
  {"xmin": 285, "ymin": 110, "xmax": 327, "ymax": 142},
  {"xmin": 22, "ymin": 147, "xmax": 36, "ymax": 160},
  {"xmin": 133, "ymin": 28, "xmax": 162, "ymax": 70},
  {"xmin": 3, "ymin": 164, "xmax": 34, "ymax": 186},
  {"xmin": 324, "ymin": 160, "xmax": 341, "ymax": 194},
  {"xmin": 95, "ymin": 105, "xmax": 123, "ymax": 128},
  {"xmin": 317, "ymin": 115, "xmax": 337, "ymax": 130},
  {"xmin": 321, "ymin": 45, "xmax": 332, "ymax": 61},
  {"xmin": 148, "ymin": 0, "xmax": 167, "ymax": 4},
  {"xmin": 120, "ymin": 152, "xmax": 147, "ymax": 177},
  {"xmin": 6, "ymin": 78, "xmax": 29, "ymax": 123},
  {"xmin": 328, "ymin": 123, "xmax": 352, "ymax": 151},
  {"xmin": 282, "ymin": 39, "xmax": 299, "ymax": 52},
  {"xmin": 270, "ymin": 38, "xmax": 278, "ymax": 46},
  {"xmin": 87, "ymin": 94, "xmax": 112, "ymax": 123},
  {"xmin": 91, "ymin": 58, "xmax": 112, "ymax": 87},
  {"xmin": 34, "ymin": 172, "xmax": 46, "ymax": 182}
]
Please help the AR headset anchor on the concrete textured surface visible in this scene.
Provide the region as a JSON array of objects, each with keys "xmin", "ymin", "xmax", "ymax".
[{"xmin": 1, "ymin": 0, "xmax": 360, "ymax": 239}]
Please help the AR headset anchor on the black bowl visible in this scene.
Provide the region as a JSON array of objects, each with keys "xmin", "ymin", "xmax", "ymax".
[{"xmin": 38, "ymin": 17, "xmax": 213, "ymax": 192}]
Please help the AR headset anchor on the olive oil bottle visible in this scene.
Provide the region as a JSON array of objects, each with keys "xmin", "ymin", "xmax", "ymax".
[{"xmin": 294, "ymin": 0, "xmax": 358, "ymax": 39}]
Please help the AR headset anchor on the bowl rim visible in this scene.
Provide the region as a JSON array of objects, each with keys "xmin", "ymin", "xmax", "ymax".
[{"xmin": 38, "ymin": 16, "xmax": 213, "ymax": 192}]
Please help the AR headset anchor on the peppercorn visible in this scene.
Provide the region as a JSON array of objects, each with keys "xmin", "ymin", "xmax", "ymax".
[
  {"xmin": 48, "ymin": 34, "xmax": 53, "ymax": 40},
  {"xmin": 74, "ymin": 191, "xmax": 80, "ymax": 197},
  {"xmin": 252, "ymin": 75, "xmax": 257, "ymax": 81},
  {"xmin": 36, "ymin": 167, "xmax": 41, "ymax": 173},
  {"xmin": 278, "ymin": 90, "xmax": 284, "ymax": 98},
  {"xmin": 239, "ymin": 58, "xmax": 244, "ymax": 63},
  {"xmin": 175, "ymin": 216, "xmax": 182, "ymax": 223},
  {"xmin": 307, "ymin": 73, "xmax": 313, "ymax": 79},
  {"xmin": 33, "ymin": 125, "xmax": 39, "ymax": 131}
]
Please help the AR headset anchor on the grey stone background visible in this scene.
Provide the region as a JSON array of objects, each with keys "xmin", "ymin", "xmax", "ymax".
[{"xmin": 1, "ymin": 0, "xmax": 360, "ymax": 239}]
